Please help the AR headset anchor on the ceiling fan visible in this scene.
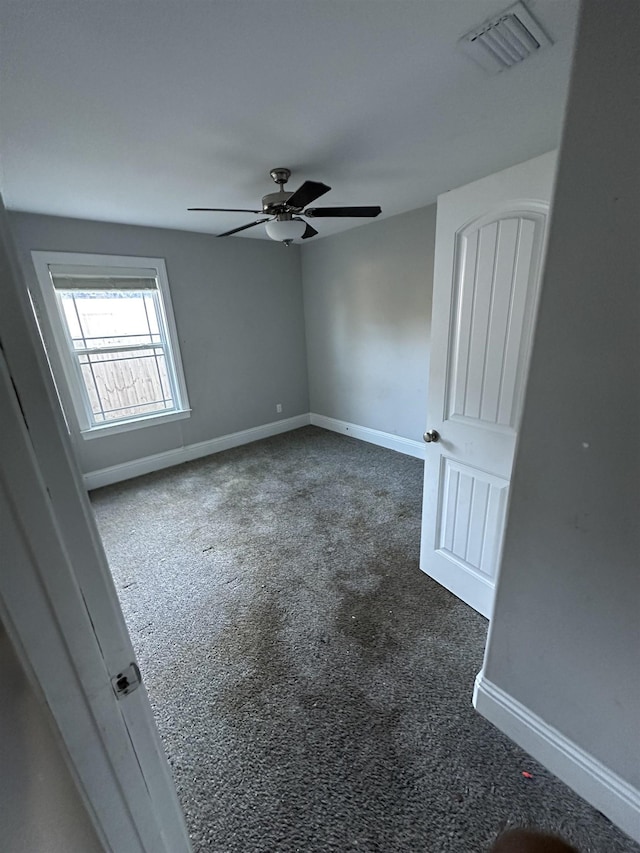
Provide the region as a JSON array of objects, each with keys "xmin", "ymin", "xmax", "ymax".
[{"xmin": 188, "ymin": 167, "xmax": 382, "ymax": 245}]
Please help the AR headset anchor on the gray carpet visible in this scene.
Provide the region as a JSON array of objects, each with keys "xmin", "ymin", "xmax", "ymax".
[{"xmin": 91, "ymin": 426, "xmax": 638, "ymax": 853}]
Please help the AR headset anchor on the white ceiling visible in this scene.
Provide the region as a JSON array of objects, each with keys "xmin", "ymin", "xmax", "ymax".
[{"xmin": 0, "ymin": 0, "xmax": 579, "ymax": 241}]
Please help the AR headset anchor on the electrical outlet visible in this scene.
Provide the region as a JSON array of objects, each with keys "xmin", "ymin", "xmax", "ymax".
[{"xmin": 276, "ymin": 403, "xmax": 282, "ymax": 413}]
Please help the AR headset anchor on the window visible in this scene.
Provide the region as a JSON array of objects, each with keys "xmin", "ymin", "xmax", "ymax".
[{"xmin": 31, "ymin": 252, "xmax": 190, "ymax": 438}]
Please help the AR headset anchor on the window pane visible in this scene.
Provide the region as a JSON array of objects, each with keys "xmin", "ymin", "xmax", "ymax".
[
  {"xmin": 60, "ymin": 291, "xmax": 162, "ymax": 350},
  {"xmin": 77, "ymin": 348, "xmax": 175, "ymax": 422}
]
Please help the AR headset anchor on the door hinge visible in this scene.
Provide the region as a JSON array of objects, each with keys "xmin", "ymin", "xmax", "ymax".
[{"xmin": 111, "ymin": 662, "xmax": 142, "ymax": 699}]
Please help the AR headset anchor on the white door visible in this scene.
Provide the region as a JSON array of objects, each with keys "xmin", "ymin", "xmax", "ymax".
[
  {"xmin": 420, "ymin": 152, "xmax": 556, "ymax": 619},
  {"xmin": 0, "ymin": 200, "xmax": 191, "ymax": 852}
]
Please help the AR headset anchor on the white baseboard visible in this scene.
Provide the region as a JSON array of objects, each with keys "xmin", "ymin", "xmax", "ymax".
[
  {"xmin": 309, "ymin": 413, "xmax": 424, "ymax": 459},
  {"xmin": 474, "ymin": 672, "xmax": 640, "ymax": 843},
  {"xmin": 84, "ymin": 414, "xmax": 311, "ymax": 489},
  {"xmin": 85, "ymin": 412, "xmax": 424, "ymax": 490}
]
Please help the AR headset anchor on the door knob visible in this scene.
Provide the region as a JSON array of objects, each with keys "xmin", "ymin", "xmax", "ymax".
[{"xmin": 423, "ymin": 429, "xmax": 440, "ymax": 443}]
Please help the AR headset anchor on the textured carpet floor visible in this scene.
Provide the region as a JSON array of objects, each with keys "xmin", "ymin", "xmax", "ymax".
[{"xmin": 91, "ymin": 427, "xmax": 638, "ymax": 853}]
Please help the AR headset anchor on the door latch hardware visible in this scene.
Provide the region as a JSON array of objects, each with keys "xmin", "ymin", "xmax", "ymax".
[
  {"xmin": 111, "ymin": 662, "xmax": 142, "ymax": 699},
  {"xmin": 423, "ymin": 429, "xmax": 440, "ymax": 443}
]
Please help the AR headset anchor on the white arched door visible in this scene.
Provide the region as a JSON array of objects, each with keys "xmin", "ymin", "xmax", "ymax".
[{"xmin": 420, "ymin": 152, "xmax": 556, "ymax": 618}]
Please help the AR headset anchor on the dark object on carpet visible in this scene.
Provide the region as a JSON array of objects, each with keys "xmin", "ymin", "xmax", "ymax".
[
  {"xmin": 91, "ymin": 427, "xmax": 639, "ymax": 853},
  {"xmin": 491, "ymin": 828, "xmax": 580, "ymax": 853}
]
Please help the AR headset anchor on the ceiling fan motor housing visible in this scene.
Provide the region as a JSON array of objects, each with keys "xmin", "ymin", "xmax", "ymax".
[{"xmin": 261, "ymin": 190, "xmax": 296, "ymax": 214}]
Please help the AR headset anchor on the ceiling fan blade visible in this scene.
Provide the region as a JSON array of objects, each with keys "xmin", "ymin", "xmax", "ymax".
[
  {"xmin": 189, "ymin": 207, "xmax": 263, "ymax": 213},
  {"xmin": 301, "ymin": 222, "xmax": 319, "ymax": 239},
  {"xmin": 305, "ymin": 206, "xmax": 382, "ymax": 218},
  {"xmin": 286, "ymin": 181, "xmax": 331, "ymax": 209},
  {"xmin": 217, "ymin": 218, "xmax": 270, "ymax": 237}
]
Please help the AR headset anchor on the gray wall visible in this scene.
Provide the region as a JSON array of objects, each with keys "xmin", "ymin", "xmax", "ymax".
[
  {"xmin": 0, "ymin": 624, "xmax": 102, "ymax": 853},
  {"xmin": 8, "ymin": 213, "xmax": 309, "ymax": 474},
  {"xmin": 301, "ymin": 206, "xmax": 435, "ymax": 441},
  {"xmin": 482, "ymin": 0, "xmax": 639, "ymax": 792}
]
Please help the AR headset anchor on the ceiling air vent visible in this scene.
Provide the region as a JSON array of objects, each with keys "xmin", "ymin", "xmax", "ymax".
[{"xmin": 459, "ymin": 1, "xmax": 553, "ymax": 75}]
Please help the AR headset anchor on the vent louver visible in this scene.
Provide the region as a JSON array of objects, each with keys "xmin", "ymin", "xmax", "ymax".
[{"xmin": 459, "ymin": 1, "xmax": 552, "ymax": 74}]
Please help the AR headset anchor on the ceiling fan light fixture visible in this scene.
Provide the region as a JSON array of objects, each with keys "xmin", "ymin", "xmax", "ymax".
[{"xmin": 265, "ymin": 217, "xmax": 307, "ymax": 243}]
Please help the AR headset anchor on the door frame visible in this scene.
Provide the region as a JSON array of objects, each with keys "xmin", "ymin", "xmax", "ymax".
[{"xmin": 0, "ymin": 199, "xmax": 191, "ymax": 852}]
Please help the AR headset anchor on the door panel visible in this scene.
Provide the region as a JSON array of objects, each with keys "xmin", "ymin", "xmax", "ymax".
[
  {"xmin": 437, "ymin": 459, "xmax": 509, "ymax": 580},
  {"xmin": 421, "ymin": 152, "xmax": 556, "ymax": 618},
  {"xmin": 447, "ymin": 214, "xmax": 545, "ymax": 431}
]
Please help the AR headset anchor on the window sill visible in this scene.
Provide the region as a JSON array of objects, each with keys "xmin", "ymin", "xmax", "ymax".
[{"xmin": 80, "ymin": 408, "xmax": 191, "ymax": 440}]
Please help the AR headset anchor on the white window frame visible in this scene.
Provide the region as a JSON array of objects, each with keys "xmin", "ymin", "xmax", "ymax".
[{"xmin": 30, "ymin": 252, "xmax": 191, "ymax": 439}]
